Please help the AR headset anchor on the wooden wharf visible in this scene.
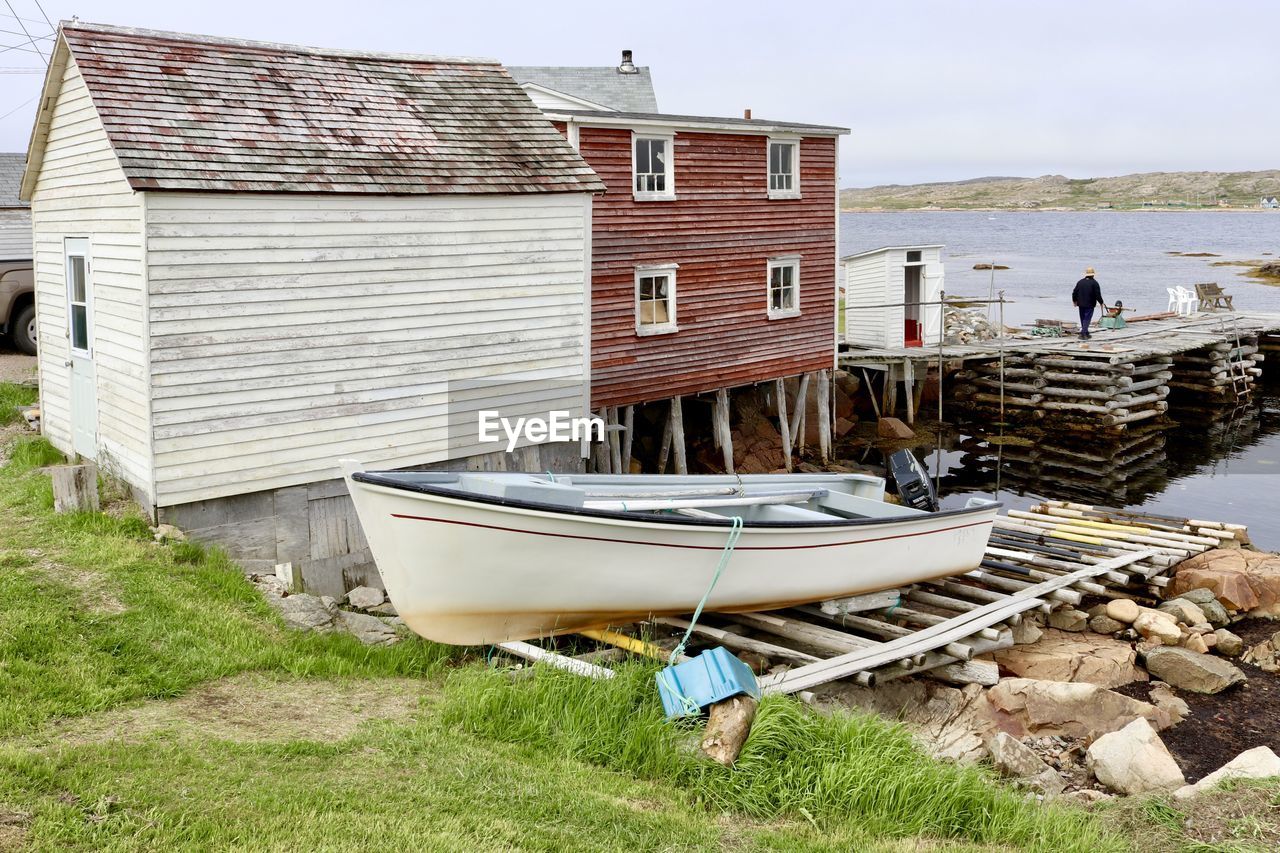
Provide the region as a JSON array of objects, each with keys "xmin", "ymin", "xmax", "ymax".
[{"xmin": 838, "ymin": 310, "xmax": 1280, "ymax": 430}]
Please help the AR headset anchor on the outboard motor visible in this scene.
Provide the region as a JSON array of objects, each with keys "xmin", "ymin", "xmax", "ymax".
[{"xmin": 887, "ymin": 449, "xmax": 938, "ymax": 512}]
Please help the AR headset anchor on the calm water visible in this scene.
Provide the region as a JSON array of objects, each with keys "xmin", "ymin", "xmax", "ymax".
[
  {"xmin": 840, "ymin": 210, "xmax": 1280, "ymax": 326},
  {"xmin": 837, "ymin": 211, "xmax": 1280, "ymax": 549}
]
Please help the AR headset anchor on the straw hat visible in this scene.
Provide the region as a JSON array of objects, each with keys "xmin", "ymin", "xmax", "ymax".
[{"xmin": 1085, "ymin": 267, "xmax": 1096, "ymax": 276}]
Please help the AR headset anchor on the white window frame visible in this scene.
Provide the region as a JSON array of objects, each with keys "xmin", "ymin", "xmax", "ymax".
[
  {"xmin": 635, "ymin": 263, "xmax": 679, "ymax": 335},
  {"xmin": 766, "ymin": 256, "xmax": 801, "ymax": 320},
  {"xmin": 767, "ymin": 136, "xmax": 801, "ymax": 200},
  {"xmin": 65, "ymin": 237, "xmax": 93, "ymax": 356},
  {"xmin": 632, "ymin": 131, "xmax": 676, "ymax": 201}
]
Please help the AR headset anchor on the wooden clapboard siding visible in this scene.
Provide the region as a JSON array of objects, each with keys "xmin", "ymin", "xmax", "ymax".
[
  {"xmin": 29, "ymin": 56, "xmax": 151, "ymax": 496},
  {"xmin": 144, "ymin": 191, "xmax": 591, "ymax": 507},
  {"xmin": 843, "ymin": 252, "xmax": 891, "ymax": 347},
  {"xmin": 575, "ymin": 127, "xmax": 837, "ymax": 407},
  {"xmin": 0, "ymin": 209, "xmax": 31, "ymax": 261}
]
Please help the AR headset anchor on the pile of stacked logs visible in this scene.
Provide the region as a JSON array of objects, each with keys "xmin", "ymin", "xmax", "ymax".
[
  {"xmin": 952, "ymin": 352, "xmax": 1172, "ymax": 431},
  {"xmin": 1168, "ymin": 335, "xmax": 1263, "ymax": 401}
]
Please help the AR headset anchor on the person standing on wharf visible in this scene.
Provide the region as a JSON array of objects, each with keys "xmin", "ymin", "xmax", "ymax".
[{"xmin": 1072, "ymin": 267, "xmax": 1106, "ymax": 340}]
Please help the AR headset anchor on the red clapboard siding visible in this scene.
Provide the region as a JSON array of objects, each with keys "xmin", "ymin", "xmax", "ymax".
[{"xmin": 573, "ymin": 125, "xmax": 837, "ymax": 408}]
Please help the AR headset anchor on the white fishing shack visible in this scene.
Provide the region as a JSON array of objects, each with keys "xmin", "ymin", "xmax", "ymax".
[
  {"xmin": 21, "ymin": 23, "xmax": 603, "ymax": 594},
  {"xmin": 842, "ymin": 245, "xmax": 944, "ymax": 348}
]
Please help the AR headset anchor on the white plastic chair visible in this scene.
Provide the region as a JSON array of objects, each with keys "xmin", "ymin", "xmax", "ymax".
[
  {"xmin": 1166, "ymin": 287, "xmax": 1179, "ymax": 313},
  {"xmin": 1173, "ymin": 286, "xmax": 1197, "ymax": 316}
]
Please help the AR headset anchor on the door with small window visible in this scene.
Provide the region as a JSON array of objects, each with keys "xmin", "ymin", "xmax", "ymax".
[{"xmin": 65, "ymin": 238, "xmax": 97, "ymax": 459}]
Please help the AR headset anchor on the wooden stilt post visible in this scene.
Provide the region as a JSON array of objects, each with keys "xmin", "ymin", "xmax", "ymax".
[
  {"xmin": 620, "ymin": 405, "xmax": 634, "ymax": 474},
  {"xmin": 817, "ymin": 369, "xmax": 832, "ymax": 464},
  {"xmin": 903, "ymin": 360, "xmax": 917, "ymax": 425},
  {"xmin": 593, "ymin": 413, "xmax": 611, "ymax": 474},
  {"xmin": 608, "ymin": 407, "xmax": 622, "ymax": 474},
  {"xmin": 884, "ymin": 362, "xmax": 898, "ymax": 417},
  {"xmin": 671, "ymin": 396, "xmax": 688, "ymax": 475},
  {"xmin": 51, "ymin": 463, "xmax": 98, "ymax": 513},
  {"xmin": 861, "ymin": 367, "xmax": 881, "ymax": 419},
  {"xmin": 657, "ymin": 403, "xmax": 673, "ymax": 474},
  {"xmin": 775, "ymin": 377, "xmax": 793, "ymax": 472},
  {"xmin": 790, "ymin": 372, "xmax": 810, "ymax": 456},
  {"xmin": 715, "ymin": 387, "xmax": 735, "ymax": 474}
]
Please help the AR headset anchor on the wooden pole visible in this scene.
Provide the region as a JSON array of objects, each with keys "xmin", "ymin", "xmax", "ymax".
[
  {"xmin": 903, "ymin": 360, "xmax": 916, "ymax": 425},
  {"xmin": 671, "ymin": 396, "xmax": 688, "ymax": 475},
  {"xmin": 620, "ymin": 405, "xmax": 634, "ymax": 474},
  {"xmin": 790, "ymin": 373, "xmax": 810, "ymax": 455},
  {"xmin": 715, "ymin": 387, "xmax": 735, "ymax": 474},
  {"xmin": 657, "ymin": 404, "xmax": 673, "ymax": 474},
  {"xmin": 817, "ymin": 369, "xmax": 832, "ymax": 463},
  {"xmin": 51, "ymin": 464, "xmax": 98, "ymax": 513},
  {"xmin": 861, "ymin": 367, "xmax": 881, "ymax": 419},
  {"xmin": 608, "ymin": 407, "xmax": 622, "ymax": 474},
  {"xmin": 775, "ymin": 377, "xmax": 793, "ymax": 472}
]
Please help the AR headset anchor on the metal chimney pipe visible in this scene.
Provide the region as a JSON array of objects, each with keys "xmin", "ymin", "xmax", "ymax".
[{"xmin": 618, "ymin": 50, "xmax": 637, "ymax": 73}]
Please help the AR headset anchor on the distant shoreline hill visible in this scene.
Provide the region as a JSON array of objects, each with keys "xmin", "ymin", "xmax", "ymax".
[{"xmin": 840, "ymin": 170, "xmax": 1280, "ymax": 211}]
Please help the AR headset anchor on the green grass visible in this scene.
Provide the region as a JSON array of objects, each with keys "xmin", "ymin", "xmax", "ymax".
[{"xmin": 0, "ymin": 382, "xmax": 37, "ymax": 425}]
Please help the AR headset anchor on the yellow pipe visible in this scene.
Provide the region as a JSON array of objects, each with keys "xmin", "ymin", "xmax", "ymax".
[
  {"xmin": 1051, "ymin": 523, "xmax": 1131, "ymax": 541},
  {"xmin": 1044, "ymin": 529, "xmax": 1107, "ymax": 545},
  {"xmin": 1058, "ymin": 518, "xmax": 1148, "ymax": 534},
  {"xmin": 580, "ymin": 628, "xmax": 669, "ymax": 661}
]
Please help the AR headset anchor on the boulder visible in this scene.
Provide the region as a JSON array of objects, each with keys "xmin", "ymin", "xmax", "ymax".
[
  {"xmin": 1148, "ymin": 683, "xmax": 1189, "ymax": 725},
  {"xmin": 1086, "ymin": 718, "xmax": 1185, "ymax": 795},
  {"xmin": 1181, "ymin": 633, "xmax": 1209, "ymax": 655},
  {"xmin": 1198, "ymin": 599, "xmax": 1230, "ymax": 628},
  {"xmin": 336, "ymin": 610, "xmax": 400, "ymax": 646},
  {"xmin": 985, "ymin": 732, "xmax": 1065, "ymax": 795},
  {"xmin": 1158, "ymin": 598, "xmax": 1207, "ymax": 627},
  {"xmin": 1133, "ymin": 611, "xmax": 1181, "ymax": 645},
  {"xmin": 1047, "ymin": 608, "xmax": 1088, "ymax": 632},
  {"xmin": 274, "ymin": 593, "xmax": 338, "ymax": 633},
  {"xmin": 986, "ymin": 679, "xmax": 1169, "ymax": 739},
  {"xmin": 834, "ymin": 417, "xmax": 857, "ymax": 438},
  {"xmin": 877, "ymin": 417, "xmax": 915, "ymax": 440},
  {"xmin": 1177, "ymin": 588, "xmax": 1219, "ymax": 606},
  {"xmin": 1173, "ymin": 746, "xmax": 1280, "ymax": 799},
  {"xmin": 1144, "ymin": 646, "xmax": 1247, "ymax": 694},
  {"xmin": 1088, "ymin": 614, "xmax": 1125, "ymax": 635},
  {"xmin": 1010, "ymin": 617, "xmax": 1043, "ymax": 645},
  {"xmin": 1241, "ymin": 631, "xmax": 1280, "ymax": 673},
  {"xmin": 1214, "ymin": 628, "xmax": 1244, "ymax": 657},
  {"xmin": 344, "ymin": 585, "xmax": 386, "ymax": 610},
  {"xmin": 1106, "ymin": 599, "xmax": 1140, "ymax": 624},
  {"xmin": 992, "ymin": 629, "xmax": 1147, "ymax": 688},
  {"xmin": 1171, "ymin": 549, "xmax": 1280, "ymax": 616}
]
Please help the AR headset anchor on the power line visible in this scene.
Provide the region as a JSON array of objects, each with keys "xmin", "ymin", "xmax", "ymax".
[
  {"xmin": 0, "ymin": 9, "xmax": 45, "ymax": 26},
  {"xmin": 2, "ymin": 1, "xmax": 45, "ymax": 62},
  {"xmin": 31, "ymin": 0, "xmax": 52, "ymax": 33},
  {"xmin": 0, "ymin": 94, "xmax": 37, "ymax": 121},
  {"xmin": 0, "ymin": 40, "xmax": 43, "ymax": 55},
  {"xmin": 0, "ymin": 27, "xmax": 52, "ymax": 41}
]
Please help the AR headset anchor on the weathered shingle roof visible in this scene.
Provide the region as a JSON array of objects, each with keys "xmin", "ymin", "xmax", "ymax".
[
  {"xmin": 507, "ymin": 65, "xmax": 658, "ymax": 112},
  {"xmin": 52, "ymin": 23, "xmax": 604, "ymax": 195},
  {"xmin": 0, "ymin": 153, "xmax": 27, "ymax": 207}
]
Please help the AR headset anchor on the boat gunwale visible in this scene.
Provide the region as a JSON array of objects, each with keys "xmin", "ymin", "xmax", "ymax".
[{"xmin": 349, "ymin": 471, "xmax": 1002, "ymax": 530}]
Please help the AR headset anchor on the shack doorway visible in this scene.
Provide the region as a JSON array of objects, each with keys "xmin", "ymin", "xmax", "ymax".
[{"xmin": 903, "ymin": 252, "xmax": 924, "ymax": 348}]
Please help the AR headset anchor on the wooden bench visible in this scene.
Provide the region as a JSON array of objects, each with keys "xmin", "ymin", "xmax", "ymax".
[{"xmin": 1195, "ymin": 282, "xmax": 1234, "ymax": 311}]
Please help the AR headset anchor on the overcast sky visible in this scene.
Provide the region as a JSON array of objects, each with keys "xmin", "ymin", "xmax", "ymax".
[{"xmin": 1, "ymin": 0, "xmax": 1276, "ymax": 186}]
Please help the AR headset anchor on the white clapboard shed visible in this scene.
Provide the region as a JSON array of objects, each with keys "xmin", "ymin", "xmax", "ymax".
[
  {"xmin": 20, "ymin": 23, "xmax": 604, "ymax": 594},
  {"xmin": 842, "ymin": 245, "xmax": 944, "ymax": 349}
]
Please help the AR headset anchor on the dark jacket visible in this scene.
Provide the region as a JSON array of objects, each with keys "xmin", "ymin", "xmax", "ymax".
[{"xmin": 1072, "ymin": 276, "xmax": 1104, "ymax": 308}]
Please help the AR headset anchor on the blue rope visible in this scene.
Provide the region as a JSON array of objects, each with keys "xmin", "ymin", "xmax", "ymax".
[{"xmin": 667, "ymin": 515, "xmax": 744, "ymax": 667}]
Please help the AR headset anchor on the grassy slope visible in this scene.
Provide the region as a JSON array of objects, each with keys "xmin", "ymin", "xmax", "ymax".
[
  {"xmin": 840, "ymin": 170, "xmax": 1280, "ymax": 210},
  {"xmin": 0, "ymin": 381, "xmax": 1260, "ymax": 851}
]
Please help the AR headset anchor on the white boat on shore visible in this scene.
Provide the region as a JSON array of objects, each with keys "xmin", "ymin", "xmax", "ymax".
[{"xmin": 341, "ymin": 462, "xmax": 999, "ymax": 645}]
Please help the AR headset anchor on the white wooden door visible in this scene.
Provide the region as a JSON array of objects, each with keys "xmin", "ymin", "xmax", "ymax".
[
  {"xmin": 65, "ymin": 239, "xmax": 97, "ymax": 459},
  {"xmin": 923, "ymin": 263, "xmax": 945, "ymax": 344}
]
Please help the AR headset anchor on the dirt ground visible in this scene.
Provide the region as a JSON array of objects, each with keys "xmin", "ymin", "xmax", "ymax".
[
  {"xmin": 1117, "ymin": 617, "xmax": 1280, "ymax": 782},
  {"xmin": 0, "ymin": 340, "xmax": 37, "ymax": 385}
]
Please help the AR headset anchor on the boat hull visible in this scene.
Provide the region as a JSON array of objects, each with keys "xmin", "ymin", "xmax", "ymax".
[{"xmin": 345, "ymin": 475, "xmax": 999, "ymax": 645}]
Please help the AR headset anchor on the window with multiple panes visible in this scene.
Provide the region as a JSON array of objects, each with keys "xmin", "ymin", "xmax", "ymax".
[
  {"xmin": 768, "ymin": 139, "xmax": 800, "ymax": 198},
  {"xmin": 633, "ymin": 134, "xmax": 674, "ymax": 199},
  {"xmin": 767, "ymin": 257, "xmax": 800, "ymax": 319},
  {"xmin": 67, "ymin": 250, "xmax": 90, "ymax": 353},
  {"xmin": 635, "ymin": 265, "xmax": 677, "ymax": 334}
]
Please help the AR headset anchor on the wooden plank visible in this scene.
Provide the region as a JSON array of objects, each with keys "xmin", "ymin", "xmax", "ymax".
[
  {"xmin": 671, "ymin": 396, "xmax": 688, "ymax": 475},
  {"xmin": 775, "ymin": 377, "xmax": 793, "ymax": 473}
]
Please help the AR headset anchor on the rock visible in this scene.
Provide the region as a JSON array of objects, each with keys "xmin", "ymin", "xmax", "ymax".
[
  {"xmin": 336, "ymin": 610, "xmax": 400, "ymax": 646},
  {"xmin": 1198, "ymin": 599, "xmax": 1230, "ymax": 628},
  {"xmin": 985, "ymin": 732, "xmax": 1065, "ymax": 795},
  {"xmin": 1177, "ymin": 588, "xmax": 1219, "ymax": 606},
  {"xmin": 1203, "ymin": 632, "xmax": 1218, "ymax": 649},
  {"xmin": 1144, "ymin": 646, "xmax": 1247, "ymax": 694},
  {"xmin": 1086, "ymin": 718, "xmax": 1185, "ymax": 795},
  {"xmin": 1158, "ymin": 598, "xmax": 1207, "ymax": 627},
  {"xmin": 876, "ymin": 417, "xmax": 915, "ymax": 440},
  {"xmin": 369, "ymin": 601, "xmax": 399, "ymax": 617},
  {"xmin": 1148, "ymin": 683, "xmax": 1190, "ymax": 725},
  {"xmin": 1214, "ymin": 628, "xmax": 1244, "ymax": 657},
  {"xmin": 1241, "ymin": 631, "xmax": 1280, "ymax": 673},
  {"xmin": 1010, "ymin": 617, "xmax": 1043, "ymax": 645},
  {"xmin": 274, "ymin": 593, "xmax": 338, "ymax": 633},
  {"xmin": 1171, "ymin": 549, "xmax": 1280, "ymax": 616},
  {"xmin": 152, "ymin": 523, "xmax": 186, "ymax": 542},
  {"xmin": 1173, "ymin": 746, "xmax": 1280, "ymax": 799},
  {"xmin": 833, "ymin": 417, "xmax": 857, "ymax": 438},
  {"xmin": 1062, "ymin": 789, "xmax": 1111, "ymax": 806},
  {"xmin": 1133, "ymin": 611, "xmax": 1181, "ymax": 645},
  {"xmin": 1088, "ymin": 614, "xmax": 1125, "ymax": 635},
  {"xmin": 992, "ymin": 629, "xmax": 1147, "ymax": 688},
  {"xmin": 818, "ymin": 680, "xmax": 996, "ymax": 764},
  {"xmin": 987, "ymin": 679, "xmax": 1169, "ymax": 739},
  {"xmin": 1047, "ymin": 608, "xmax": 1088, "ymax": 632},
  {"xmin": 1182, "ymin": 633, "xmax": 1209, "ymax": 654},
  {"xmin": 1106, "ymin": 599, "xmax": 1140, "ymax": 624},
  {"xmin": 344, "ymin": 585, "xmax": 386, "ymax": 610}
]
